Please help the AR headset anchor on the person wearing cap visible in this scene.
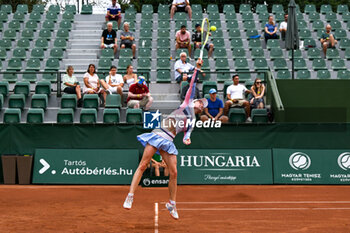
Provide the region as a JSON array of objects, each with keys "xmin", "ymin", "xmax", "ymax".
[
  {"xmin": 201, "ymin": 88, "xmax": 228, "ymax": 123},
  {"xmin": 127, "ymin": 76, "xmax": 153, "ymax": 110},
  {"xmin": 176, "ymin": 25, "xmax": 191, "ymax": 56},
  {"xmin": 170, "ymin": 0, "xmax": 192, "ymax": 20},
  {"xmin": 192, "ymin": 24, "xmax": 214, "ymax": 58},
  {"xmin": 174, "ymin": 52, "xmax": 205, "ymax": 83},
  {"xmin": 123, "ymin": 59, "xmax": 206, "ymax": 220},
  {"xmin": 224, "ymin": 74, "xmax": 252, "ymax": 122}
]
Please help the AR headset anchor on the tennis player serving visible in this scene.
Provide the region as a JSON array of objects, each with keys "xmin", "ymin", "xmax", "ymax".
[{"xmin": 123, "ymin": 58, "xmax": 207, "ymax": 220}]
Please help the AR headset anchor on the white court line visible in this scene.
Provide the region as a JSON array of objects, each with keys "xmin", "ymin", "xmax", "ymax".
[
  {"xmin": 161, "ymin": 201, "xmax": 350, "ymax": 204},
  {"xmin": 161, "ymin": 207, "xmax": 350, "ymax": 211},
  {"xmin": 154, "ymin": 203, "xmax": 159, "ymax": 233}
]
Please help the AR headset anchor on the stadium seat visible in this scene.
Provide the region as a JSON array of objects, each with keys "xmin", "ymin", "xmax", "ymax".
[
  {"xmin": 246, "ymin": 29, "xmax": 259, "ymax": 38},
  {"xmin": 59, "ymin": 20, "xmax": 73, "ymax": 31},
  {"xmin": 50, "ymin": 48, "xmax": 64, "ymax": 60},
  {"xmin": 174, "ymin": 12, "xmax": 186, "ymax": 21},
  {"xmin": 157, "ymin": 70, "xmax": 171, "ymax": 83},
  {"xmin": 141, "ymin": 12, "xmax": 153, "ymax": 20},
  {"xmin": 0, "ymin": 39, "xmax": 12, "ymax": 50},
  {"xmin": 234, "ymin": 58, "xmax": 249, "ymax": 71},
  {"xmin": 35, "ymin": 38, "xmax": 49, "ymax": 50},
  {"xmin": 158, "ymin": 29, "xmax": 170, "ymax": 38},
  {"xmin": 22, "ymin": 70, "xmax": 37, "ymax": 82},
  {"xmin": 304, "ymin": 4, "xmax": 316, "ymax": 14},
  {"xmin": 312, "ymin": 59, "xmax": 327, "ymax": 70},
  {"xmin": 101, "ymin": 48, "xmax": 114, "ymax": 59},
  {"xmin": 32, "ymin": 4, "xmax": 44, "ymax": 14},
  {"xmin": 138, "ymin": 48, "xmax": 152, "ymax": 58},
  {"xmin": 202, "ymin": 81, "xmax": 217, "ymax": 95},
  {"xmin": 303, "ymin": 38, "xmax": 316, "ymax": 49},
  {"xmin": 81, "ymin": 5, "xmax": 93, "ymax": 14},
  {"xmin": 256, "ymin": 4, "xmax": 268, "ymax": 14},
  {"xmin": 4, "ymin": 108, "xmax": 21, "ymax": 124},
  {"xmin": 16, "ymin": 4, "xmax": 28, "ymax": 14},
  {"xmin": 17, "ymin": 38, "xmax": 30, "ymax": 50},
  {"xmin": 326, "ymin": 49, "xmax": 340, "ymax": 59},
  {"xmin": 299, "ymin": 29, "xmax": 312, "ymax": 39},
  {"xmin": 337, "ymin": 5, "xmax": 349, "ymax": 14},
  {"xmin": 251, "ymin": 109, "xmax": 268, "ymax": 123},
  {"xmin": 307, "ymin": 48, "xmax": 321, "ymax": 60},
  {"xmin": 137, "ymin": 58, "xmax": 151, "ymax": 72},
  {"xmin": 331, "ymin": 59, "xmax": 346, "ymax": 70},
  {"xmin": 57, "ymin": 108, "xmax": 74, "ymax": 123},
  {"xmin": 157, "ymin": 58, "xmax": 170, "ymax": 70},
  {"xmin": 14, "ymin": 81, "xmax": 30, "ymax": 97},
  {"xmin": 312, "ymin": 20, "xmax": 324, "ymax": 31},
  {"xmin": 126, "ymin": 108, "xmax": 143, "ymax": 123},
  {"xmin": 46, "ymin": 12, "xmax": 58, "ymax": 21},
  {"xmin": 330, "ymin": 20, "xmax": 342, "ymax": 30},
  {"xmin": 212, "ymin": 38, "xmax": 225, "ymax": 48},
  {"xmin": 45, "ymin": 58, "xmax": 60, "ymax": 70},
  {"xmin": 3, "ymin": 29, "xmax": 17, "ymax": 40},
  {"xmin": 21, "ymin": 29, "xmax": 35, "ymax": 40},
  {"xmin": 275, "ymin": 12, "xmax": 285, "ymax": 23},
  {"xmin": 342, "ymin": 12, "xmax": 350, "ymax": 22},
  {"xmin": 158, "ymin": 4, "xmax": 169, "ymax": 13},
  {"xmin": 239, "ymin": 4, "xmax": 251, "ymax": 13},
  {"xmin": 297, "ymin": 70, "xmax": 311, "ymax": 79},
  {"xmin": 0, "ymin": 81, "xmax": 9, "ymax": 96},
  {"xmin": 337, "ymin": 70, "xmax": 350, "ymax": 79},
  {"xmin": 194, "ymin": 49, "xmax": 208, "ymax": 59},
  {"xmin": 80, "ymin": 108, "xmax": 97, "ymax": 123},
  {"xmin": 7, "ymin": 58, "xmax": 22, "ymax": 71},
  {"xmin": 232, "ymin": 48, "xmax": 246, "ymax": 59},
  {"xmin": 207, "ymin": 4, "xmax": 219, "ymax": 13},
  {"xmin": 26, "ymin": 58, "xmax": 41, "ymax": 71},
  {"xmin": 254, "ymin": 58, "xmax": 269, "ymax": 71},
  {"xmin": 215, "ymin": 58, "xmax": 230, "ymax": 70},
  {"xmin": 139, "ymin": 39, "xmax": 152, "ymax": 48},
  {"xmin": 103, "ymin": 109, "xmax": 120, "ymax": 123},
  {"xmin": 214, "ymin": 48, "xmax": 228, "ymax": 59},
  {"xmin": 9, "ymin": 94, "xmax": 25, "ymax": 110},
  {"xmin": 269, "ymin": 48, "xmax": 284, "ymax": 60},
  {"xmin": 294, "ymin": 58, "xmax": 307, "ymax": 70},
  {"xmin": 317, "ymin": 70, "xmax": 331, "ymax": 79},
  {"xmin": 98, "ymin": 58, "xmax": 113, "ymax": 71},
  {"xmin": 1, "ymin": 4, "xmax": 12, "ymax": 14},
  {"xmin": 29, "ymin": 11, "xmax": 41, "ymax": 22},
  {"xmin": 211, "ymin": 29, "xmax": 223, "ymax": 39},
  {"xmin": 258, "ymin": 12, "xmax": 269, "ymax": 22},
  {"xmin": 158, "ymin": 12, "xmax": 170, "ymax": 20},
  {"xmin": 139, "ymin": 29, "xmax": 152, "ymax": 39},
  {"xmin": 8, "ymin": 20, "xmax": 21, "ymax": 31},
  {"xmin": 288, "ymin": 50, "xmax": 302, "ymax": 59},
  {"xmin": 158, "ymin": 20, "xmax": 170, "ymax": 29},
  {"xmin": 119, "ymin": 49, "xmax": 133, "ymax": 58},
  {"xmin": 226, "ymin": 20, "xmax": 239, "ymax": 30},
  {"xmin": 229, "ymin": 108, "xmax": 246, "ymax": 123},
  {"xmin": 83, "ymin": 94, "xmax": 99, "ymax": 109},
  {"xmin": 42, "ymin": 20, "xmax": 55, "ymax": 31},
  {"xmin": 57, "ymin": 29, "xmax": 70, "ymax": 39},
  {"xmin": 334, "ymin": 29, "xmax": 347, "ymax": 41},
  {"xmin": 117, "ymin": 58, "xmax": 132, "ymax": 71},
  {"xmin": 13, "ymin": 48, "xmax": 27, "ymax": 60},
  {"xmin": 251, "ymin": 48, "xmax": 264, "ymax": 59},
  {"xmin": 141, "ymin": 4, "xmax": 153, "ymax": 13},
  {"xmin": 31, "ymin": 94, "xmax": 48, "ymax": 109},
  {"xmin": 320, "ymin": 4, "xmax": 333, "ymax": 14},
  {"xmin": 0, "ymin": 48, "xmax": 6, "ymax": 60},
  {"xmin": 140, "ymin": 20, "xmax": 153, "ymax": 29},
  {"xmin": 339, "ymin": 39, "xmax": 350, "ymax": 50},
  {"xmin": 273, "ymin": 58, "xmax": 288, "ymax": 71},
  {"xmin": 248, "ymin": 39, "xmax": 262, "ymax": 49},
  {"xmin": 0, "ymin": 11, "xmax": 8, "ymax": 23},
  {"xmin": 62, "ymin": 12, "xmax": 74, "ymax": 22},
  {"xmin": 13, "ymin": 12, "xmax": 25, "ymax": 22},
  {"xmin": 276, "ymin": 70, "xmax": 291, "ymax": 79},
  {"xmin": 61, "ymin": 94, "xmax": 77, "ymax": 109},
  {"xmin": 65, "ymin": 5, "xmax": 77, "ymax": 14},
  {"xmin": 105, "ymin": 94, "xmax": 121, "ymax": 108},
  {"xmin": 42, "ymin": 70, "xmax": 57, "ymax": 82},
  {"xmin": 191, "ymin": 4, "xmax": 202, "ymax": 13},
  {"xmin": 48, "ymin": 4, "xmax": 60, "ymax": 14},
  {"xmin": 325, "ymin": 12, "xmax": 337, "ymax": 21},
  {"xmin": 345, "ymin": 49, "xmax": 350, "ymax": 60},
  {"xmin": 243, "ymin": 20, "xmax": 256, "ymax": 30},
  {"xmin": 230, "ymin": 39, "xmax": 243, "ymax": 49},
  {"xmin": 223, "ymin": 4, "xmax": 235, "ymax": 14},
  {"xmin": 308, "ymin": 12, "xmax": 320, "ymax": 22},
  {"xmin": 3, "ymin": 71, "xmax": 17, "ymax": 82},
  {"xmin": 272, "ymin": 4, "xmax": 284, "ymax": 14}
]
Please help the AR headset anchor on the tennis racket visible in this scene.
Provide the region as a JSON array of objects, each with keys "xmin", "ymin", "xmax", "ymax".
[{"xmin": 199, "ymin": 17, "xmax": 210, "ymax": 60}]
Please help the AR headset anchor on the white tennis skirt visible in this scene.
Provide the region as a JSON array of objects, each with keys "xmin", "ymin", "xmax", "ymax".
[{"xmin": 137, "ymin": 132, "xmax": 178, "ymax": 155}]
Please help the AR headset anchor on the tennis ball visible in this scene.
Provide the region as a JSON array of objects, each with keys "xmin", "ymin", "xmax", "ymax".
[{"xmin": 210, "ymin": 26, "xmax": 217, "ymax": 32}]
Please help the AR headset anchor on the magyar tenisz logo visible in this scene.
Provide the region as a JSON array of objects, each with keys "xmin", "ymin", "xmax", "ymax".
[
  {"xmin": 337, "ymin": 152, "xmax": 350, "ymax": 171},
  {"xmin": 289, "ymin": 152, "xmax": 311, "ymax": 170}
]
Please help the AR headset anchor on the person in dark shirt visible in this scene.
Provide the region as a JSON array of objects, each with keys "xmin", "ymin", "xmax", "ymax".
[
  {"xmin": 180, "ymin": 82, "xmax": 201, "ymax": 101},
  {"xmin": 105, "ymin": 0, "xmax": 122, "ymax": 29},
  {"xmin": 192, "ymin": 24, "xmax": 214, "ymax": 58},
  {"xmin": 200, "ymin": 88, "xmax": 228, "ymax": 123},
  {"xmin": 264, "ymin": 16, "xmax": 278, "ymax": 43},
  {"xmin": 320, "ymin": 24, "xmax": 338, "ymax": 56},
  {"xmin": 100, "ymin": 22, "xmax": 118, "ymax": 54}
]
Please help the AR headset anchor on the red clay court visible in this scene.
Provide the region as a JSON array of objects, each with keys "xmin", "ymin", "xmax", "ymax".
[{"xmin": 1, "ymin": 185, "xmax": 350, "ymax": 232}]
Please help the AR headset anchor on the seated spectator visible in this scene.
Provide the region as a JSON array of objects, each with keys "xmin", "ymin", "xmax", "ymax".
[
  {"xmin": 105, "ymin": 0, "xmax": 122, "ymax": 29},
  {"xmin": 201, "ymin": 88, "xmax": 228, "ymax": 123},
  {"xmin": 83, "ymin": 64, "xmax": 107, "ymax": 106},
  {"xmin": 320, "ymin": 24, "xmax": 337, "ymax": 56},
  {"xmin": 100, "ymin": 65, "xmax": 124, "ymax": 101},
  {"xmin": 279, "ymin": 14, "xmax": 288, "ymax": 41},
  {"xmin": 264, "ymin": 16, "xmax": 278, "ymax": 43},
  {"xmin": 174, "ymin": 52, "xmax": 205, "ymax": 83},
  {"xmin": 250, "ymin": 78, "xmax": 265, "ymax": 109},
  {"xmin": 127, "ymin": 76, "xmax": 153, "ymax": 111},
  {"xmin": 224, "ymin": 75, "xmax": 252, "ymax": 122},
  {"xmin": 100, "ymin": 22, "xmax": 118, "ymax": 54},
  {"xmin": 170, "ymin": 0, "xmax": 192, "ymax": 20},
  {"xmin": 180, "ymin": 81, "xmax": 201, "ymax": 101},
  {"xmin": 123, "ymin": 64, "xmax": 138, "ymax": 88},
  {"xmin": 62, "ymin": 66, "xmax": 82, "ymax": 107},
  {"xmin": 192, "ymin": 23, "xmax": 214, "ymax": 58},
  {"xmin": 120, "ymin": 22, "xmax": 136, "ymax": 59},
  {"xmin": 149, "ymin": 154, "xmax": 169, "ymax": 177},
  {"xmin": 176, "ymin": 25, "xmax": 191, "ymax": 56}
]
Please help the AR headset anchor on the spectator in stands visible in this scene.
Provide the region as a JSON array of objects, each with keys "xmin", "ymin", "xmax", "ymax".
[
  {"xmin": 170, "ymin": 0, "xmax": 192, "ymax": 20},
  {"xmin": 250, "ymin": 78, "xmax": 265, "ymax": 109},
  {"xmin": 320, "ymin": 24, "xmax": 338, "ymax": 57},
  {"xmin": 127, "ymin": 76, "xmax": 153, "ymax": 111},
  {"xmin": 174, "ymin": 52, "xmax": 205, "ymax": 83},
  {"xmin": 83, "ymin": 64, "xmax": 107, "ymax": 106},
  {"xmin": 176, "ymin": 25, "xmax": 191, "ymax": 56},
  {"xmin": 224, "ymin": 75, "xmax": 252, "ymax": 122},
  {"xmin": 101, "ymin": 22, "xmax": 118, "ymax": 54},
  {"xmin": 123, "ymin": 64, "xmax": 138, "ymax": 88},
  {"xmin": 264, "ymin": 16, "xmax": 278, "ymax": 43},
  {"xmin": 279, "ymin": 14, "xmax": 288, "ymax": 41},
  {"xmin": 105, "ymin": 0, "xmax": 122, "ymax": 29},
  {"xmin": 100, "ymin": 65, "xmax": 124, "ymax": 101},
  {"xmin": 201, "ymin": 88, "xmax": 228, "ymax": 123},
  {"xmin": 180, "ymin": 82, "xmax": 201, "ymax": 101},
  {"xmin": 62, "ymin": 66, "xmax": 82, "ymax": 107},
  {"xmin": 120, "ymin": 22, "xmax": 136, "ymax": 59},
  {"xmin": 192, "ymin": 23, "xmax": 214, "ymax": 58},
  {"xmin": 150, "ymin": 154, "xmax": 169, "ymax": 177}
]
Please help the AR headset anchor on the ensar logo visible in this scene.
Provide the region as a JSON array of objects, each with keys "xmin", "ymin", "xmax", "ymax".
[
  {"xmin": 143, "ymin": 178, "xmax": 151, "ymax": 186},
  {"xmin": 289, "ymin": 152, "xmax": 311, "ymax": 170},
  {"xmin": 143, "ymin": 110, "xmax": 161, "ymax": 129},
  {"xmin": 338, "ymin": 152, "xmax": 350, "ymax": 171}
]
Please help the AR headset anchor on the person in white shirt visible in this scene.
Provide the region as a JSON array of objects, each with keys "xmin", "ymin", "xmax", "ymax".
[
  {"xmin": 279, "ymin": 14, "xmax": 288, "ymax": 41},
  {"xmin": 170, "ymin": 0, "xmax": 192, "ymax": 20},
  {"xmin": 83, "ymin": 64, "xmax": 107, "ymax": 106},
  {"xmin": 224, "ymin": 75, "xmax": 252, "ymax": 122},
  {"xmin": 101, "ymin": 65, "xmax": 124, "ymax": 101},
  {"xmin": 62, "ymin": 65, "xmax": 82, "ymax": 107},
  {"xmin": 174, "ymin": 52, "xmax": 205, "ymax": 83}
]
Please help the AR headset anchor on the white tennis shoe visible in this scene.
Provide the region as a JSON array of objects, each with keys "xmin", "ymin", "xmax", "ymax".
[
  {"xmin": 166, "ymin": 202, "xmax": 179, "ymax": 220},
  {"xmin": 123, "ymin": 195, "xmax": 133, "ymax": 210}
]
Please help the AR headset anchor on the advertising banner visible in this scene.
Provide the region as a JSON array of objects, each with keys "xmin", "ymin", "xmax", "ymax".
[
  {"xmin": 32, "ymin": 149, "xmax": 139, "ymax": 184},
  {"xmin": 177, "ymin": 149, "xmax": 273, "ymax": 184},
  {"xmin": 273, "ymin": 149, "xmax": 350, "ymax": 184}
]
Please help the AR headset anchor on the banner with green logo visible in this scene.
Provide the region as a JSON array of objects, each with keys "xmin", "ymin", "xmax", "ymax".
[
  {"xmin": 32, "ymin": 149, "xmax": 139, "ymax": 184},
  {"xmin": 177, "ymin": 149, "xmax": 273, "ymax": 184},
  {"xmin": 273, "ymin": 149, "xmax": 350, "ymax": 184}
]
